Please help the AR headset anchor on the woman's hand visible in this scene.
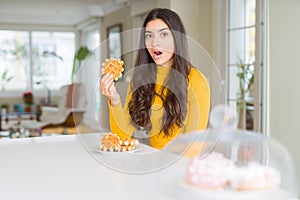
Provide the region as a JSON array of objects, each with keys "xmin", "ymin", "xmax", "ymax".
[{"xmin": 100, "ymin": 73, "xmax": 121, "ymax": 106}]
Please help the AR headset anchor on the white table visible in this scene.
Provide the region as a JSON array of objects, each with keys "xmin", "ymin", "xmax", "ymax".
[
  {"xmin": 0, "ymin": 133, "xmax": 189, "ymax": 200},
  {"xmin": 0, "ymin": 133, "xmax": 297, "ymax": 200}
]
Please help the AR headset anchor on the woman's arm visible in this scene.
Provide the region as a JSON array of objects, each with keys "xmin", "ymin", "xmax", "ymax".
[
  {"xmin": 100, "ymin": 74, "xmax": 121, "ymax": 106},
  {"xmin": 184, "ymin": 70, "xmax": 210, "ymax": 133},
  {"xmin": 109, "ymin": 85, "xmax": 136, "ymax": 138},
  {"xmin": 100, "ymin": 74, "xmax": 135, "ymax": 138}
]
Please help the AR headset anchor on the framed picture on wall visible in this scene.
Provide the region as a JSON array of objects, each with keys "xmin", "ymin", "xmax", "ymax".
[{"xmin": 107, "ymin": 24, "xmax": 122, "ymax": 60}]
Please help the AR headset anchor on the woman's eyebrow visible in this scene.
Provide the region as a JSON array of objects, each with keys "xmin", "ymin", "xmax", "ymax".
[
  {"xmin": 145, "ymin": 27, "xmax": 170, "ymax": 33},
  {"xmin": 158, "ymin": 27, "xmax": 170, "ymax": 32}
]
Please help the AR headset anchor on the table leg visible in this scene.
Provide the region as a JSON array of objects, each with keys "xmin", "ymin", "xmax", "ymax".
[{"xmin": 0, "ymin": 114, "xmax": 2, "ymax": 131}]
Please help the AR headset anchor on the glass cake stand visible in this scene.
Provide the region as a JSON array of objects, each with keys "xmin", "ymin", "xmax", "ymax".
[{"xmin": 159, "ymin": 105, "xmax": 298, "ymax": 200}]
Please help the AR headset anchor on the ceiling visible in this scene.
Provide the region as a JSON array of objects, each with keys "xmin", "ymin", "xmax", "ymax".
[{"xmin": 0, "ymin": 0, "xmax": 128, "ymax": 26}]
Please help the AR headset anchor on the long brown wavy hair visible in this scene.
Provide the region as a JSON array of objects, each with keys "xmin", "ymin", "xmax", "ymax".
[{"xmin": 128, "ymin": 8, "xmax": 191, "ymax": 137}]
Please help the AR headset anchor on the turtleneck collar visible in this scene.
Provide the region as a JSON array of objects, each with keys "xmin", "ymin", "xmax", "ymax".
[{"xmin": 157, "ymin": 65, "xmax": 171, "ymax": 75}]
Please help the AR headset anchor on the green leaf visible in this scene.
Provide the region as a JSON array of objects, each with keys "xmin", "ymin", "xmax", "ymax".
[
  {"xmin": 71, "ymin": 46, "xmax": 92, "ymax": 82},
  {"xmin": 2, "ymin": 69, "xmax": 8, "ymax": 79},
  {"xmin": 76, "ymin": 46, "xmax": 92, "ymax": 61},
  {"xmin": 1, "ymin": 68, "xmax": 15, "ymax": 81},
  {"xmin": 7, "ymin": 76, "xmax": 14, "ymax": 82},
  {"xmin": 71, "ymin": 54, "xmax": 77, "ymax": 82}
]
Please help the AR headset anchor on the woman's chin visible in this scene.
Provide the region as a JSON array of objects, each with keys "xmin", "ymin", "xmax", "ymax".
[{"xmin": 153, "ymin": 60, "xmax": 172, "ymax": 67}]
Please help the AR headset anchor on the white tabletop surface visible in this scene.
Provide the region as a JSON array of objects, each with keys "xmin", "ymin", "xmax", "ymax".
[
  {"xmin": 0, "ymin": 133, "xmax": 189, "ymax": 200},
  {"xmin": 0, "ymin": 133, "xmax": 297, "ymax": 200}
]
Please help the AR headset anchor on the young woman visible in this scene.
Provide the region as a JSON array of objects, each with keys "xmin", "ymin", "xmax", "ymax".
[{"xmin": 100, "ymin": 8, "xmax": 210, "ymax": 149}]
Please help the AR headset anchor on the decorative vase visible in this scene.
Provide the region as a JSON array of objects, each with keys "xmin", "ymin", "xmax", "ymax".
[{"xmin": 25, "ymin": 106, "xmax": 31, "ymax": 113}]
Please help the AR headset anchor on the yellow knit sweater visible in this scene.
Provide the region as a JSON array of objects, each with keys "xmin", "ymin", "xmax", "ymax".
[{"xmin": 109, "ymin": 66, "xmax": 210, "ymax": 149}]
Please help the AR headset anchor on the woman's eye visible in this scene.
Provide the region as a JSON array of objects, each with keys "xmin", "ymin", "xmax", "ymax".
[
  {"xmin": 161, "ymin": 32, "xmax": 169, "ymax": 37},
  {"xmin": 145, "ymin": 34, "xmax": 152, "ymax": 39}
]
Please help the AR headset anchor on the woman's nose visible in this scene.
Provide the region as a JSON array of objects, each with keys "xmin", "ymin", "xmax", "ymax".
[{"xmin": 152, "ymin": 36, "xmax": 159, "ymax": 47}]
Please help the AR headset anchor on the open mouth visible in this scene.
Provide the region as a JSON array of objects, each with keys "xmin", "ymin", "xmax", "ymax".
[{"xmin": 154, "ymin": 51, "xmax": 162, "ymax": 56}]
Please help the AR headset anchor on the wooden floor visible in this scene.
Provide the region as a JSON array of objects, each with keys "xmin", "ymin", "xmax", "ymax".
[
  {"xmin": 1, "ymin": 119, "xmax": 98, "ymax": 138},
  {"xmin": 42, "ymin": 123, "xmax": 97, "ymax": 135}
]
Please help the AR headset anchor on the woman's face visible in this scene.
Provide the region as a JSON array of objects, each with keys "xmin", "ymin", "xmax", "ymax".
[{"xmin": 145, "ymin": 19, "xmax": 175, "ymax": 67}]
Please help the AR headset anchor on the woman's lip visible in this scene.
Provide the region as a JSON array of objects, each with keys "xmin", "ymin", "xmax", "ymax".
[
  {"xmin": 154, "ymin": 51, "xmax": 162, "ymax": 55},
  {"xmin": 153, "ymin": 53, "xmax": 162, "ymax": 59},
  {"xmin": 153, "ymin": 50, "xmax": 163, "ymax": 59}
]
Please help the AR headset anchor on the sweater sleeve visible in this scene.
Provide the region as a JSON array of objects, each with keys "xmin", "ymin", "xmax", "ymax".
[
  {"xmin": 109, "ymin": 87, "xmax": 136, "ymax": 138},
  {"xmin": 184, "ymin": 71, "xmax": 210, "ymax": 133}
]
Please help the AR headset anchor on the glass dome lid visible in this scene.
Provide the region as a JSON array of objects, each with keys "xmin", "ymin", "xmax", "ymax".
[{"xmin": 161, "ymin": 105, "xmax": 298, "ymax": 199}]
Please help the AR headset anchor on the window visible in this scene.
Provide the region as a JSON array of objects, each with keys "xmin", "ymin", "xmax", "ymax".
[
  {"xmin": 80, "ymin": 25, "xmax": 101, "ymax": 114},
  {"xmin": 0, "ymin": 30, "xmax": 75, "ymax": 92},
  {"xmin": 32, "ymin": 32, "xmax": 75, "ymax": 91},
  {"xmin": 227, "ymin": 0, "xmax": 259, "ymax": 130},
  {"xmin": 0, "ymin": 30, "xmax": 30, "ymax": 91}
]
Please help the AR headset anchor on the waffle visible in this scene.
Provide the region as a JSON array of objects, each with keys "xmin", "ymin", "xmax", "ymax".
[
  {"xmin": 99, "ymin": 133, "xmax": 121, "ymax": 152},
  {"xmin": 101, "ymin": 58, "xmax": 124, "ymax": 81},
  {"xmin": 99, "ymin": 133, "xmax": 139, "ymax": 152},
  {"xmin": 119, "ymin": 138, "xmax": 139, "ymax": 152}
]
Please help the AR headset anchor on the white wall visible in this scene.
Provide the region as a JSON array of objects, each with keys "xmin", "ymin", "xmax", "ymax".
[
  {"xmin": 170, "ymin": 0, "xmax": 212, "ymax": 55},
  {"xmin": 268, "ymin": 0, "xmax": 300, "ymax": 191}
]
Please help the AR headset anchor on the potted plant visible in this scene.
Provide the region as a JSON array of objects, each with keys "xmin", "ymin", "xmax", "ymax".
[
  {"xmin": 1, "ymin": 103, "xmax": 9, "ymax": 114},
  {"xmin": 71, "ymin": 46, "xmax": 92, "ymax": 82},
  {"xmin": 236, "ymin": 59, "xmax": 255, "ymax": 129},
  {"xmin": 23, "ymin": 91, "xmax": 34, "ymax": 112}
]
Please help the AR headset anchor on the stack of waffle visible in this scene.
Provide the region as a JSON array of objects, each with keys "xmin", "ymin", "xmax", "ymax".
[{"xmin": 100, "ymin": 133, "xmax": 139, "ymax": 152}]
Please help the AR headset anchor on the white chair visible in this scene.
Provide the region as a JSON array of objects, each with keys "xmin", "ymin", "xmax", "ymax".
[{"xmin": 21, "ymin": 83, "xmax": 86, "ymax": 134}]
